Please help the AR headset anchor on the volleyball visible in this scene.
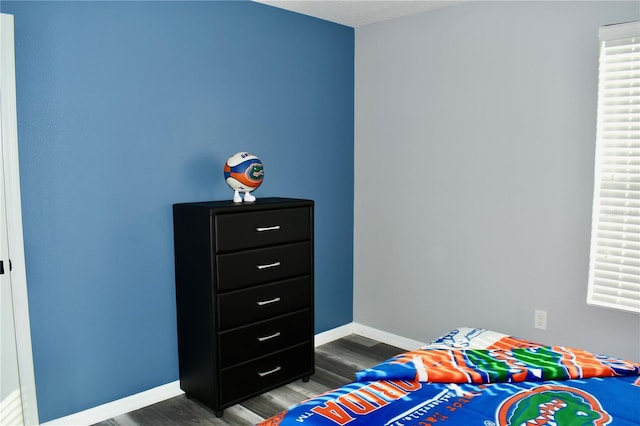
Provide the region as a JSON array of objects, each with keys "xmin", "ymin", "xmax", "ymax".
[{"xmin": 224, "ymin": 152, "xmax": 264, "ymax": 193}]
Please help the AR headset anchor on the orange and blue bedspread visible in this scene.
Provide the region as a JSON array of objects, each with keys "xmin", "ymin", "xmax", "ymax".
[{"xmin": 257, "ymin": 328, "xmax": 640, "ymax": 426}]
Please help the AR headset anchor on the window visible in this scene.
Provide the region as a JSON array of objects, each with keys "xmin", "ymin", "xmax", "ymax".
[{"xmin": 587, "ymin": 21, "xmax": 640, "ymax": 313}]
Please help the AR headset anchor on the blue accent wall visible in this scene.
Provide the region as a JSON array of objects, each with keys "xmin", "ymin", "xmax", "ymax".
[{"xmin": 1, "ymin": 1, "xmax": 354, "ymax": 421}]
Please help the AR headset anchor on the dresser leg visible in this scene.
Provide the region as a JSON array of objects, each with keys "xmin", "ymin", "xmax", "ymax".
[
  {"xmin": 215, "ymin": 410, "xmax": 224, "ymax": 418},
  {"xmin": 302, "ymin": 376, "xmax": 310, "ymax": 383}
]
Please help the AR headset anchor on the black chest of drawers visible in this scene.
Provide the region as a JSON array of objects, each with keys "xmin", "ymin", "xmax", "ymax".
[{"xmin": 172, "ymin": 197, "xmax": 314, "ymax": 417}]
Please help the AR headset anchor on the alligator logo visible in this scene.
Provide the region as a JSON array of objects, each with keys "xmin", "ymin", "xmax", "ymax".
[
  {"xmin": 496, "ymin": 385, "xmax": 611, "ymax": 425},
  {"xmin": 245, "ymin": 162, "xmax": 264, "ymax": 182}
]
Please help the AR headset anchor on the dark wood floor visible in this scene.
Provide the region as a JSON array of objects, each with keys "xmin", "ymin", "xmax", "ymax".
[{"xmin": 92, "ymin": 335, "xmax": 402, "ymax": 426}]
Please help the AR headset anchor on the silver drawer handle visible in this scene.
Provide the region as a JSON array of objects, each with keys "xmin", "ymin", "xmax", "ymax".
[
  {"xmin": 256, "ymin": 225, "xmax": 281, "ymax": 232},
  {"xmin": 257, "ymin": 332, "xmax": 281, "ymax": 342},
  {"xmin": 257, "ymin": 261, "xmax": 281, "ymax": 270},
  {"xmin": 258, "ymin": 366, "xmax": 282, "ymax": 377},
  {"xmin": 257, "ymin": 297, "xmax": 281, "ymax": 306}
]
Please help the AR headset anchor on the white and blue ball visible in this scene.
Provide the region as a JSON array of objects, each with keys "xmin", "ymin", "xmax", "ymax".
[{"xmin": 223, "ymin": 152, "xmax": 264, "ymax": 192}]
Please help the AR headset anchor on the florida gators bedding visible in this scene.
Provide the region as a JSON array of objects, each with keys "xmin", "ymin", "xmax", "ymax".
[{"xmin": 257, "ymin": 328, "xmax": 640, "ymax": 426}]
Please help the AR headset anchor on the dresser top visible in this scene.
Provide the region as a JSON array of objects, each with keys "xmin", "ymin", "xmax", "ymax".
[{"xmin": 174, "ymin": 197, "xmax": 313, "ymax": 213}]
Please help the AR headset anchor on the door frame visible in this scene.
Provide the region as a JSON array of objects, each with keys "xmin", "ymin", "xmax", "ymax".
[{"xmin": 1, "ymin": 12, "xmax": 39, "ymax": 425}]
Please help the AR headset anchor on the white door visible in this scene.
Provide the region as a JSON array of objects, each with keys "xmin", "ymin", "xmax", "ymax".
[
  {"xmin": 1, "ymin": 13, "xmax": 39, "ymax": 426},
  {"xmin": 1, "ymin": 160, "xmax": 24, "ymax": 426}
]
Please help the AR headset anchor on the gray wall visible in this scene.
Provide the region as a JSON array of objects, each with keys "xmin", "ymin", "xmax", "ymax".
[{"xmin": 354, "ymin": 1, "xmax": 640, "ymax": 361}]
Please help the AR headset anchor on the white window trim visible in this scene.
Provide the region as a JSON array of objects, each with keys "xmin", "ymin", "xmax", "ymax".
[{"xmin": 587, "ymin": 21, "xmax": 640, "ymax": 314}]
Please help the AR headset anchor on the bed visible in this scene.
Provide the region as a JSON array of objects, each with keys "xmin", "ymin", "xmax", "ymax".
[{"xmin": 257, "ymin": 327, "xmax": 640, "ymax": 426}]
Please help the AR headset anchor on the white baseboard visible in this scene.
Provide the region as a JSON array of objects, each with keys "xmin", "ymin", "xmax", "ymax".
[
  {"xmin": 314, "ymin": 322, "xmax": 354, "ymax": 346},
  {"xmin": 351, "ymin": 323, "xmax": 425, "ymax": 350},
  {"xmin": 40, "ymin": 381, "xmax": 183, "ymax": 426},
  {"xmin": 314, "ymin": 322, "xmax": 425, "ymax": 350},
  {"xmin": 41, "ymin": 322, "xmax": 420, "ymax": 425}
]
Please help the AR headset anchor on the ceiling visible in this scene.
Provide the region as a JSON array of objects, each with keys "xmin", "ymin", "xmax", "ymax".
[{"xmin": 254, "ymin": 1, "xmax": 465, "ymax": 28}]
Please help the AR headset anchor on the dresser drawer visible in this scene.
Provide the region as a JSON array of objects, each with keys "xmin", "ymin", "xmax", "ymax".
[
  {"xmin": 216, "ymin": 242, "xmax": 311, "ymax": 292},
  {"xmin": 219, "ymin": 343, "xmax": 313, "ymax": 406},
  {"xmin": 217, "ymin": 276, "xmax": 311, "ymax": 330},
  {"xmin": 218, "ymin": 310, "xmax": 311, "ymax": 368},
  {"xmin": 215, "ymin": 207, "xmax": 311, "ymax": 252}
]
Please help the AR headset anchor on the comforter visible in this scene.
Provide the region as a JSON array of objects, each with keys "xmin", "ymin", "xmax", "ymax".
[{"xmin": 257, "ymin": 328, "xmax": 640, "ymax": 426}]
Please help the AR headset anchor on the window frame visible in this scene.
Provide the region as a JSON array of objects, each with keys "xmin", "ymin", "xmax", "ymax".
[{"xmin": 587, "ymin": 21, "xmax": 640, "ymax": 314}]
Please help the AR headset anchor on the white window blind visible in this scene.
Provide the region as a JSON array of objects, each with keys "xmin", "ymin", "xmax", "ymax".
[{"xmin": 587, "ymin": 21, "xmax": 640, "ymax": 313}]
